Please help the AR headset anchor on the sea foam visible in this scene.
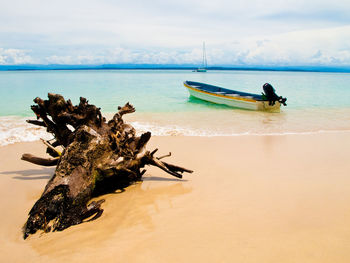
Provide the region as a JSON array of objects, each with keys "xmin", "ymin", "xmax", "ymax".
[
  {"xmin": 1, "ymin": 115, "xmax": 350, "ymax": 146},
  {"xmin": 0, "ymin": 117, "xmax": 52, "ymax": 146}
]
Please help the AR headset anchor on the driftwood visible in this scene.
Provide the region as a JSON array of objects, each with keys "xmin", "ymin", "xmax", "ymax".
[{"xmin": 21, "ymin": 94, "xmax": 192, "ymax": 239}]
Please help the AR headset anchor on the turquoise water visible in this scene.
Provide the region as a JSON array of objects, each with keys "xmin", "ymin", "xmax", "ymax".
[
  {"xmin": 1, "ymin": 70, "xmax": 350, "ymax": 116},
  {"xmin": 0, "ymin": 69, "xmax": 350, "ymax": 145}
]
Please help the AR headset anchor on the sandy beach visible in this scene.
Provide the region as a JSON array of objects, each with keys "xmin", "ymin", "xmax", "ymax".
[{"xmin": 1, "ymin": 132, "xmax": 350, "ymax": 262}]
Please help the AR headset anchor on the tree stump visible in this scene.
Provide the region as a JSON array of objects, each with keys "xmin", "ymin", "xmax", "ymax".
[{"xmin": 21, "ymin": 94, "xmax": 192, "ymax": 239}]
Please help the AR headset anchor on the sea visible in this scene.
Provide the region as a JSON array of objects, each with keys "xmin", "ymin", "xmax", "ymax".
[{"xmin": 1, "ymin": 69, "xmax": 350, "ymax": 146}]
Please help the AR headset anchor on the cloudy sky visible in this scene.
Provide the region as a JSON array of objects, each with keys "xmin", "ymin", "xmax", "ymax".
[{"xmin": 0, "ymin": 0, "xmax": 350, "ymax": 66}]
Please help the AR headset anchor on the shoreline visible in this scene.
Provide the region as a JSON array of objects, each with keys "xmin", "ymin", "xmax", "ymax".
[
  {"xmin": 1, "ymin": 132, "xmax": 350, "ymax": 262},
  {"xmin": 2, "ymin": 112, "xmax": 350, "ymax": 146}
]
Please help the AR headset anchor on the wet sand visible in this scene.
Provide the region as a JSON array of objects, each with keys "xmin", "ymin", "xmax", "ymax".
[{"xmin": 1, "ymin": 133, "xmax": 350, "ymax": 262}]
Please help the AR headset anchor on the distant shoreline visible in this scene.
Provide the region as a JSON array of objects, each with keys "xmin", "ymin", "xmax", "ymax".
[{"xmin": 1, "ymin": 65, "xmax": 350, "ymax": 73}]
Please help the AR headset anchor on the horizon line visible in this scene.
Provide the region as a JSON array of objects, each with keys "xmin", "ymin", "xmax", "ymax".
[{"xmin": 0, "ymin": 64, "xmax": 350, "ymax": 73}]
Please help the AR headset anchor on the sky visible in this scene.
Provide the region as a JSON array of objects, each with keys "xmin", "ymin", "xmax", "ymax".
[{"xmin": 0, "ymin": 0, "xmax": 350, "ymax": 66}]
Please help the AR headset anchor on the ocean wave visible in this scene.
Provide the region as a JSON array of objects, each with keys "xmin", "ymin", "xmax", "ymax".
[
  {"xmin": 130, "ymin": 121, "xmax": 350, "ymax": 137},
  {"xmin": 1, "ymin": 116, "xmax": 350, "ymax": 146},
  {"xmin": 0, "ymin": 116, "xmax": 52, "ymax": 146}
]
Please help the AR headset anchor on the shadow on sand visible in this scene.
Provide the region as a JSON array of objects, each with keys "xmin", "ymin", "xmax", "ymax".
[
  {"xmin": 1, "ymin": 167, "xmax": 54, "ymax": 180},
  {"xmin": 142, "ymin": 176, "xmax": 188, "ymax": 182},
  {"xmin": 28, "ymin": 177, "xmax": 192, "ymax": 256}
]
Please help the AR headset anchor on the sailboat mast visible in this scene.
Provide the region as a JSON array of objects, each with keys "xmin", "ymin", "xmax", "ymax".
[
  {"xmin": 203, "ymin": 42, "xmax": 207, "ymax": 68},
  {"xmin": 194, "ymin": 42, "xmax": 207, "ymax": 72},
  {"xmin": 202, "ymin": 42, "xmax": 207, "ymax": 68}
]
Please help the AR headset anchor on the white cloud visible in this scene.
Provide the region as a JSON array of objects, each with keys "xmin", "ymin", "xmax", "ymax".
[
  {"xmin": 0, "ymin": 0, "xmax": 350, "ymax": 66},
  {"xmin": 205, "ymin": 25, "xmax": 350, "ymax": 66},
  {"xmin": 0, "ymin": 48, "xmax": 34, "ymax": 65},
  {"xmin": 1, "ymin": 25, "xmax": 347, "ymax": 66}
]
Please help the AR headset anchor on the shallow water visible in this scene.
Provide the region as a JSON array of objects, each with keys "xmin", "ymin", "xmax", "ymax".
[{"xmin": 1, "ymin": 69, "xmax": 350, "ymax": 145}]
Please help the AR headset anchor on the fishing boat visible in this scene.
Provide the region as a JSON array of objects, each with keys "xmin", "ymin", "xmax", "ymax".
[
  {"xmin": 193, "ymin": 42, "xmax": 207, "ymax": 72},
  {"xmin": 184, "ymin": 81, "xmax": 287, "ymax": 112}
]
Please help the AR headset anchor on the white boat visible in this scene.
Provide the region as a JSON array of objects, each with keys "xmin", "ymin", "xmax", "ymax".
[
  {"xmin": 193, "ymin": 42, "xmax": 207, "ymax": 72},
  {"xmin": 184, "ymin": 81, "xmax": 287, "ymax": 112}
]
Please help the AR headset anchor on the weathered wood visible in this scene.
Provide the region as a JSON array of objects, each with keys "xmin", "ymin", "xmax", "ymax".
[
  {"xmin": 21, "ymin": 154, "xmax": 59, "ymax": 166},
  {"xmin": 22, "ymin": 94, "xmax": 192, "ymax": 239},
  {"xmin": 157, "ymin": 152, "xmax": 171, "ymax": 160}
]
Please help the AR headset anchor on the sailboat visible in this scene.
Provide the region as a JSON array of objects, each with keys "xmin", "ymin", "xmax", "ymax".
[{"xmin": 194, "ymin": 42, "xmax": 207, "ymax": 72}]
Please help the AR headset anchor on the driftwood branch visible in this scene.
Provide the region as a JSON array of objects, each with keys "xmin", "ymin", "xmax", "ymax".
[
  {"xmin": 40, "ymin": 138, "xmax": 62, "ymax": 156},
  {"xmin": 21, "ymin": 94, "xmax": 192, "ymax": 239},
  {"xmin": 26, "ymin": 120, "xmax": 46, "ymax": 127},
  {"xmin": 21, "ymin": 154, "xmax": 59, "ymax": 166},
  {"xmin": 157, "ymin": 152, "xmax": 171, "ymax": 160}
]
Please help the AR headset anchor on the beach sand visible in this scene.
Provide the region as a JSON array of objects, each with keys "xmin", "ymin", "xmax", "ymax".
[{"xmin": 1, "ymin": 133, "xmax": 350, "ymax": 262}]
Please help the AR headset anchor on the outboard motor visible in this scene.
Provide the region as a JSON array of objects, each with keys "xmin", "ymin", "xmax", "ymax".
[{"xmin": 262, "ymin": 83, "xmax": 287, "ymax": 106}]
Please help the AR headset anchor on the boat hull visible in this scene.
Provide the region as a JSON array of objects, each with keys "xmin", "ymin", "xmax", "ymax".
[
  {"xmin": 194, "ymin": 68, "xmax": 207, "ymax": 72},
  {"xmin": 184, "ymin": 82, "xmax": 281, "ymax": 112}
]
